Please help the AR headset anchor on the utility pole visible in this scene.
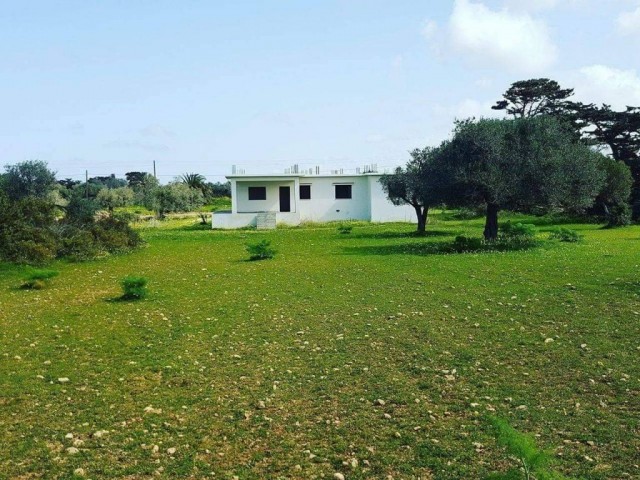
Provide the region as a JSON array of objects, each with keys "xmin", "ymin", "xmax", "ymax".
[
  {"xmin": 85, "ymin": 170, "xmax": 89, "ymax": 199},
  {"xmin": 153, "ymin": 160, "xmax": 157, "ymax": 179}
]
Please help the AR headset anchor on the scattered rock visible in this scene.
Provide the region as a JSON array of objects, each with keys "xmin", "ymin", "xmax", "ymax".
[
  {"xmin": 333, "ymin": 473, "xmax": 345, "ymax": 480},
  {"xmin": 544, "ymin": 338, "xmax": 554, "ymax": 344},
  {"xmin": 257, "ymin": 400, "xmax": 266, "ymax": 409},
  {"xmin": 144, "ymin": 406, "xmax": 162, "ymax": 414},
  {"xmin": 383, "ymin": 413, "xmax": 392, "ymax": 419},
  {"xmin": 73, "ymin": 467, "xmax": 86, "ymax": 477},
  {"xmin": 58, "ymin": 377, "xmax": 70, "ymax": 383},
  {"xmin": 93, "ymin": 430, "xmax": 108, "ymax": 438},
  {"xmin": 166, "ymin": 447, "xmax": 177, "ymax": 455},
  {"xmin": 374, "ymin": 399, "xmax": 386, "ymax": 406},
  {"xmin": 65, "ymin": 433, "xmax": 74, "ymax": 440},
  {"xmin": 66, "ymin": 447, "xmax": 79, "ymax": 455}
]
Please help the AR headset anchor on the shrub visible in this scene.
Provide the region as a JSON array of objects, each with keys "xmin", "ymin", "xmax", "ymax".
[
  {"xmin": 452, "ymin": 207, "xmax": 484, "ymax": 220},
  {"xmin": 549, "ymin": 227, "xmax": 582, "ymax": 243},
  {"xmin": 91, "ymin": 216, "xmax": 143, "ymax": 253},
  {"xmin": 337, "ymin": 224, "xmax": 353, "ymax": 234},
  {"xmin": 500, "ymin": 221, "xmax": 537, "ymax": 240},
  {"xmin": 605, "ymin": 203, "xmax": 631, "ymax": 228},
  {"xmin": 246, "ymin": 240, "xmax": 276, "ymax": 260},
  {"xmin": 120, "ymin": 276, "xmax": 148, "ymax": 300},
  {"xmin": 486, "ymin": 417, "xmax": 571, "ymax": 479},
  {"xmin": 452, "ymin": 235, "xmax": 484, "ymax": 252},
  {"xmin": 21, "ymin": 269, "xmax": 59, "ymax": 289}
]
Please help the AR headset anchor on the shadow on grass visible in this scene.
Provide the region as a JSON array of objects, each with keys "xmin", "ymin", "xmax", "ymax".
[
  {"xmin": 343, "ymin": 240, "xmax": 539, "ymax": 257},
  {"xmin": 349, "ymin": 229, "xmax": 453, "ymax": 240}
]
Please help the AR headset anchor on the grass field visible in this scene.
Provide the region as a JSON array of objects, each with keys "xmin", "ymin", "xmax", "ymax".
[{"xmin": 1, "ymin": 214, "xmax": 638, "ymax": 479}]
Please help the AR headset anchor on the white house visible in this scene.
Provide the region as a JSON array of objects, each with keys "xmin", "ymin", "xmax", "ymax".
[{"xmin": 212, "ymin": 167, "xmax": 416, "ymax": 229}]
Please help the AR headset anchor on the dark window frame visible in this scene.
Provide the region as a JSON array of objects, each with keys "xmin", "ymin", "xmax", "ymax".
[
  {"xmin": 299, "ymin": 184, "xmax": 311, "ymax": 200},
  {"xmin": 248, "ymin": 186, "xmax": 267, "ymax": 201},
  {"xmin": 334, "ymin": 184, "xmax": 352, "ymax": 199}
]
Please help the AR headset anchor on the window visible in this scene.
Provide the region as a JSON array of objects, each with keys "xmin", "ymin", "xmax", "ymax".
[
  {"xmin": 248, "ymin": 186, "xmax": 266, "ymax": 200},
  {"xmin": 300, "ymin": 184, "xmax": 311, "ymax": 200},
  {"xmin": 334, "ymin": 184, "xmax": 352, "ymax": 199}
]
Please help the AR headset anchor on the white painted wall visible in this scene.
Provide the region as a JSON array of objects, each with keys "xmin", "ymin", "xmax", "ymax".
[
  {"xmin": 297, "ymin": 176, "xmax": 371, "ymax": 222},
  {"xmin": 368, "ymin": 176, "xmax": 417, "ymax": 222},
  {"xmin": 235, "ymin": 179, "xmax": 296, "ymax": 213}
]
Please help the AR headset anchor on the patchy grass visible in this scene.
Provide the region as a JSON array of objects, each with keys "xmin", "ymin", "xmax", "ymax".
[{"xmin": 0, "ymin": 212, "xmax": 638, "ymax": 479}]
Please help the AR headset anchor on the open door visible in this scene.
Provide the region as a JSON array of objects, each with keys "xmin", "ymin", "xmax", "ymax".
[{"xmin": 279, "ymin": 186, "xmax": 291, "ymax": 212}]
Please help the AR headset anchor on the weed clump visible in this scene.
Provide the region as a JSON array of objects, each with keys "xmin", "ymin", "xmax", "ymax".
[
  {"xmin": 246, "ymin": 240, "xmax": 276, "ymax": 260},
  {"xmin": 337, "ymin": 224, "xmax": 353, "ymax": 234},
  {"xmin": 21, "ymin": 269, "xmax": 59, "ymax": 289},
  {"xmin": 120, "ymin": 276, "xmax": 148, "ymax": 300},
  {"xmin": 549, "ymin": 227, "xmax": 582, "ymax": 243}
]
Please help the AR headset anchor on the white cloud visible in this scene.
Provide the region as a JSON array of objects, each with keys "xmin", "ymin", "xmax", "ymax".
[
  {"xmin": 441, "ymin": 0, "xmax": 558, "ymax": 74},
  {"xmin": 573, "ymin": 65, "xmax": 640, "ymax": 108},
  {"xmin": 617, "ymin": 5, "xmax": 640, "ymax": 35},
  {"xmin": 421, "ymin": 19, "xmax": 438, "ymax": 39},
  {"xmin": 504, "ymin": 0, "xmax": 559, "ymax": 12}
]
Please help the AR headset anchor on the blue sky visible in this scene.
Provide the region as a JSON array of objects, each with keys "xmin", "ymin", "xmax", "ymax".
[{"xmin": 2, "ymin": 0, "xmax": 639, "ymax": 182}]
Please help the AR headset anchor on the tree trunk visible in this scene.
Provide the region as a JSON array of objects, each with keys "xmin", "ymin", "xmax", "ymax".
[
  {"xmin": 484, "ymin": 203, "xmax": 499, "ymax": 241},
  {"xmin": 414, "ymin": 205, "xmax": 429, "ymax": 235}
]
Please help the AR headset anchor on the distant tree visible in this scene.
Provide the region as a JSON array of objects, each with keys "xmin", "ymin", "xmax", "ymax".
[
  {"xmin": 1, "ymin": 160, "xmax": 57, "ymax": 201},
  {"xmin": 380, "ymin": 147, "xmax": 450, "ymax": 234},
  {"xmin": 58, "ymin": 178, "xmax": 80, "ymax": 190},
  {"xmin": 565, "ymin": 103, "xmax": 640, "ymax": 218},
  {"xmin": 204, "ymin": 181, "xmax": 232, "ymax": 199},
  {"xmin": 148, "ymin": 182, "xmax": 204, "ymax": 217},
  {"xmin": 125, "ymin": 171, "xmax": 149, "ymax": 189},
  {"xmin": 180, "ymin": 173, "xmax": 207, "ymax": 191},
  {"xmin": 492, "ymin": 78, "xmax": 574, "ymax": 118},
  {"xmin": 89, "ymin": 174, "xmax": 127, "ymax": 189},
  {"xmin": 435, "ymin": 117, "xmax": 604, "ymax": 240},
  {"xmin": 96, "ymin": 187, "xmax": 135, "ymax": 213}
]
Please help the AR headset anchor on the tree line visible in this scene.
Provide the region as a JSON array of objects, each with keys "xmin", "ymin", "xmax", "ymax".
[
  {"xmin": 381, "ymin": 78, "xmax": 637, "ymax": 239},
  {"xmin": 0, "ymin": 163, "xmax": 231, "ymax": 264}
]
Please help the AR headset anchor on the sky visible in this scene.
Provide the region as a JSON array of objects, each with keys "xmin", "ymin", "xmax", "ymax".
[{"xmin": 2, "ymin": 0, "xmax": 640, "ymax": 182}]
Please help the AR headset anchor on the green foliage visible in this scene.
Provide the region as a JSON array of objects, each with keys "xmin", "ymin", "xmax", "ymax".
[
  {"xmin": 21, "ymin": 268, "xmax": 59, "ymax": 289},
  {"xmin": 549, "ymin": 227, "xmax": 583, "ymax": 243},
  {"xmin": 487, "ymin": 417, "xmax": 571, "ymax": 480},
  {"xmin": 246, "ymin": 239, "xmax": 276, "ymax": 260},
  {"xmin": 500, "ymin": 222, "xmax": 537, "ymax": 240},
  {"xmin": 492, "ymin": 78, "xmax": 574, "ymax": 118},
  {"xmin": 1, "ymin": 160, "xmax": 57, "ymax": 201},
  {"xmin": 605, "ymin": 203, "xmax": 632, "ymax": 228},
  {"xmin": 451, "ymin": 235, "xmax": 484, "ymax": 252},
  {"xmin": 433, "ymin": 116, "xmax": 604, "ymax": 239},
  {"xmin": 180, "ymin": 173, "xmax": 206, "ymax": 190},
  {"xmin": 148, "ymin": 182, "xmax": 205, "ymax": 217},
  {"xmin": 337, "ymin": 224, "xmax": 353, "ymax": 234},
  {"xmin": 0, "ymin": 194, "xmax": 59, "ymax": 265},
  {"xmin": 120, "ymin": 276, "xmax": 148, "ymax": 300},
  {"xmin": 96, "ymin": 186, "xmax": 135, "ymax": 212}
]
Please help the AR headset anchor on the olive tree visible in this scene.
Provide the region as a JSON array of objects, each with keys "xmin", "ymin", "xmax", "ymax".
[{"xmin": 435, "ymin": 117, "xmax": 605, "ymax": 240}]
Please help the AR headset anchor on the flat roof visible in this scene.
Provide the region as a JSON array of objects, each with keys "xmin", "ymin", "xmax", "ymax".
[{"xmin": 226, "ymin": 172, "xmax": 384, "ymax": 180}]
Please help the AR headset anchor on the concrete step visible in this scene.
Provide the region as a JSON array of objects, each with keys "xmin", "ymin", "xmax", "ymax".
[{"xmin": 256, "ymin": 212, "xmax": 277, "ymax": 230}]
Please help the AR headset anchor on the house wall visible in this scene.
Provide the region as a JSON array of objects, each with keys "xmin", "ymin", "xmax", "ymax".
[
  {"xmin": 235, "ymin": 180, "xmax": 297, "ymax": 213},
  {"xmin": 297, "ymin": 176, "xmax": 371, "ymax": 222},
  {"xmin": 368, "ymin": 176, "xmax": 417, "ymax": 223}
]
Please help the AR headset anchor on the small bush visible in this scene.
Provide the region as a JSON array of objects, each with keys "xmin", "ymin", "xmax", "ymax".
[
  {"xmin": 605, "ymin": 203, "xmax": 631, "ymax": 228},
  {"xmin": 120, "ymin": 276, "xmax": 148, "ymax": 300},
  {"xmin": 21, "ymin": 269, "xmax": 59, "ymax": 289},
  {"xmin": 246, "ymin": 240, "xmax": 276, "ymax": 260},
  {"xmin": 549, "ymin": 227, "xmax": 582, "ymax": 243},
  {"xmin": 486, "ymin": 417, "xmax": 571, "ymax": 479},
  {"xmin": 337, "ymin": 224, "xmax": 353, "ymax": 234},
  {"xmin": 452, "ymin": 235, "xmax": 484, "ymax": 252},
  {"xmin": 500, "ymin": 221, "xmax": 537, "ymax": 240}
]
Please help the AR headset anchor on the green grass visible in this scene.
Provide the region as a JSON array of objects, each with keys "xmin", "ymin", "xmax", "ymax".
[{"xmin": 1, "ymin": 212, "xmax": 638, "ymax": 479}]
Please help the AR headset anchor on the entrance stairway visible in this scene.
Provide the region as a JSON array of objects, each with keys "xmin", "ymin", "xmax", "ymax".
[{"xmin": 256, "ymin": 212, "xmax": 277, "ymax": 230}]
